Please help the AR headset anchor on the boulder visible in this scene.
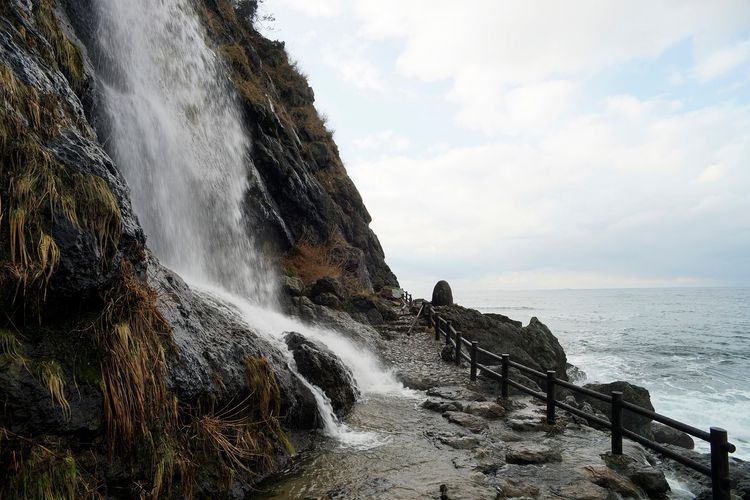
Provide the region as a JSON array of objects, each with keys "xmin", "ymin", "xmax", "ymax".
[
  {"xmin": 434, "ymin": 305, "xmax": 568, "ymax": 381},
  {"xmin": 579, "ymin": 381, "xmax": 654, "ymax": 438},
  {"xmin": 651, "ymin": 422, "xmax": 694, "ymax": 449},
  {"xmin": 284, "ymin": 332, "xmax": 360, "ymax": 416},
  {"xmin": 431, "ymin": 280, "xmax": 453, "ymax": 306}
]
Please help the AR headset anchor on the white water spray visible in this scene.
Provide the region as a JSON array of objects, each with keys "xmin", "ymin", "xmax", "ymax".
[{"xmin": 93, "ymin": 0, "xmax": 409, "ymax": 447}]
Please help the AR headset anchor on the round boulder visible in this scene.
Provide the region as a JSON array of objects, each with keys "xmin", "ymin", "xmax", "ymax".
[{"xmin": 431, "ymin": 280, "xmax": 453, "ymax": 306}]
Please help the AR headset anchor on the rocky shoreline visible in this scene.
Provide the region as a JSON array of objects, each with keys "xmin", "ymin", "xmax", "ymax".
[{"xmin": 263, "ymin": 287, "xmax": 748, "ymax": 499}]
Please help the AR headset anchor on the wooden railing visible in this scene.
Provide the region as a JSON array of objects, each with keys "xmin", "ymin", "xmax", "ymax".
[{"xmin": 408, "ymin": 295, "xmax": 736, "ymax": 499}]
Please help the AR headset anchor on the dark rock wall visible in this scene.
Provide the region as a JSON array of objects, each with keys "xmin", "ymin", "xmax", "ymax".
[{"xmin": 194, "ymin": 0, "xmax": 398, "ymax": 291}]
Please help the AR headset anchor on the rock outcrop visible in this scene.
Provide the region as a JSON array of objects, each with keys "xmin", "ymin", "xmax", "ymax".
[
  {"xmin": 0, "ymin": 0, "xmax": 396, "ymax": 495},
  {"xmin": 435, "ymin": 304, "xmax": 568, "ymax": 380},
  {"xmin": 578, "ymin": 381, "xmax": 655, "ymax": 439},
  {"xmin": 285, "ymin": 331, "xmax": 360, "ymax": 416}
]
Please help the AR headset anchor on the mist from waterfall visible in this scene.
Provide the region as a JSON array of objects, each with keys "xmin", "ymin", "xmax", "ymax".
[{"xmin": 92, "ymin": 0, "xmax": 408, "ymax": 446}]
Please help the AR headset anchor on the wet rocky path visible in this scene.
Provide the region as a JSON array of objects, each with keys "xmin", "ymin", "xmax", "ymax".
[{"xmin": 259, "ymin": 307, "xmax": 693, "ymax": 499}]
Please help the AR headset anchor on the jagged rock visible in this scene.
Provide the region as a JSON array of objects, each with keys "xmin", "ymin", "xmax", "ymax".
[
  {"xmin": 422, "ymin": 399, "xmax": 463, "ymax": 413},
  {"xmin": 579, "ymin": 381, "xmax": 654, "ymax": 438},
  {"xmin": 284, "ymin": 332, "xmax": 360, "ymax": 416},
  {"xmin": 434, "ymin": 305, "xmax": 568, "ymax": 381},
  {"xmin": 505, "ymin": 443, "xmax": 562, "ymax": 464},
  {"xmin": 431, "ymin": 280, "xmax": 453, "ymax": 306},
  {"xmin": 651, "ymin": 422, "xmax": 694, "ymax": 449},
  {"xmin": 426, "ymin": 386, "xmax": 486, "ymax": 402},
  {"xmin": 442, "ymin": 411, "xmax": 489, "ymax": 433},
  {"xmin": 462, "ymin": 401, "xmax": 505, "ymax": 419}
]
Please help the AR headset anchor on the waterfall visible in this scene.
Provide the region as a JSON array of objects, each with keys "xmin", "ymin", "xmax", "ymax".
[
  {"xmin": 92, "ymin": 0, "xmax": 408, "ymax": 446},
  {"xmin": 94, "ymin": 0, "xmax": 275, "ymax": 304}
]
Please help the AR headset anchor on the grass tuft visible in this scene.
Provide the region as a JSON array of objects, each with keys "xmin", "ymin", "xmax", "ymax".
[
  {"xmin": 283, "ymin": 236, "xmax": 344, "ymax": 284},
  {"xmin": 37, "ymin": 360, "xmax": 71, "ymax": 421}
]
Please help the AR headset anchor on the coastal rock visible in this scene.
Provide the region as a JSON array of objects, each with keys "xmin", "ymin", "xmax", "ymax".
[
  {"xmin": 505, "ymin": 442, "xmax": 563, "ymax": 464},
  {"xmin": 432, "ymin": 280, "xmax": 454, "ymax": 306},
  {"xmin": 553, "ymin": 481, "xmax": 616, "ymax": 499},
  {"xmin": 651, "ymin": 422, "xmax": 694, "ymax": 449},
  {"xmin": 426, "ymin": 386, "xmax": 487, "ymax": 402},
  {"xmin": 579, "ymin": 381, "xmax": 654, "ymax": 438},
  {"xmin": 434, "ymin": 305, "xmax": 568, "ymax": 380},
  {"xmin": 495, "ymin": 478, "xmax": 540, "ymax": 498},
  {"xmin": 439, "ymin": 435, "xmax": 481, "ymax": 450},
  {"xmin": 602, "ymin": 452, "xmax": 670, "ymax": 497},
  {"xmin": 442, "ymin": 411, "xmax": 489, "ymax": 433},
  {"xmin": 284, "ymin": 332, "xmax": 360, "ymax": 416},
  {"xmin": 462, "ymin": 401, "xmax": 505, "ymax": 419},
  {"xmin": 584, "ymin": 465, "xmax": 640, "ymax": 497}
]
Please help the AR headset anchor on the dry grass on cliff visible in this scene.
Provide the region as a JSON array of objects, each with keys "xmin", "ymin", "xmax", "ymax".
[
  {"xmin": 283, "ymin": 237, "xmax": 344, "ymax": 284},
  {"xmin": 0, "ymin": 65, "xmax": 121, "ymax": 304},
  {"xmin": 97, "ymin": 260, "xmax": 174, "ymax": 458}
]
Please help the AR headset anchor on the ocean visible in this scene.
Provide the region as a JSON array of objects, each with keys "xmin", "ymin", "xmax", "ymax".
[{"xmin": 460, "ymin": 287, "xmax": 749, "ymax": 459}]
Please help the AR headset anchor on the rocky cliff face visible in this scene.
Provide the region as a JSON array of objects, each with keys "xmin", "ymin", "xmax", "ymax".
[{"xmin": 0, "ymin": 0, "xmax": 392, "ymax": 496}]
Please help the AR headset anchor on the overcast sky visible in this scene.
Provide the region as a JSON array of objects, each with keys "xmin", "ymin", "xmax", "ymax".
[{"xmin": 261, "ymin": 1, "xmax": 750, "ymax": 297}]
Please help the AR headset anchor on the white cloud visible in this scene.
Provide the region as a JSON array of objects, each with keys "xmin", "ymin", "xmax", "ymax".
[
  {"xmin": 273, "ymin": 0, "xmax": 343, "ymax": 18},
  {"xmin": 353, "ymin": 130, "xmax": 411, "ymax": 152},
  {"xmin": 350, "ymin": 97, "xmax": 750, "ymax": 290},
  {"xmin": 320, "ymin": 40, "xmax": 386, "ymax": 92},
  {"xmin": 694, "ymin": 39, "xmax": 750, "ymax": 81},
  {"xmin": 349, "ymin": 0, "xmax": 750, "ymax": 137}
]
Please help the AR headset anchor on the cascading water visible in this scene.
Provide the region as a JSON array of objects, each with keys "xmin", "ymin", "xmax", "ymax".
[
  {"xmin": 92, "ymin": 0, "xmax": 409, "ymax": 446},
  {"xmin": 94, "ymin": 0, "xmax": 275, "ymax": 304}
]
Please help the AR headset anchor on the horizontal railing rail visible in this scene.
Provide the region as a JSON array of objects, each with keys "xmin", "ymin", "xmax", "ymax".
[{"xmin": 408, "ymin": 294, "xmax": 735, "ymax": 499}]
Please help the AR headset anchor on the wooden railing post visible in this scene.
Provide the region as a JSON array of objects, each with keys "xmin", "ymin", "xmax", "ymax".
[
  {"xmin": 454, "ymin": 330, "xmax": 462, "ymax": 365},
  {"xmin": 710, "ymin": 427, "xmax": 731, "ymax": 500},
  {"xmin": 470, "ymin": 342, "xmax": 478, "ymax": 381},
  {"xmin": 611, "ymin": 391, "xmax": 623, "ymax": 455},
  {"xmin": 501, "ymin": 354, "xmax": 509, "ymax": 399},
  {"xmin": 546, "ymin": 370, "xmax": 556, "ymax": 424},
  {"xmin": 444, "ymin": 320, "xmax": 452, "ymax": 346}
]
